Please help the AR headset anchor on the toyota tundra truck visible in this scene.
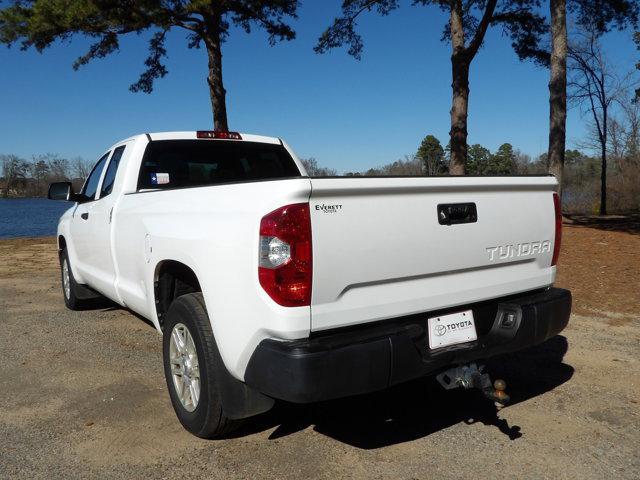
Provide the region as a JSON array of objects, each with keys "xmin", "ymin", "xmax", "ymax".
[{"xmin": 48, "ymin": 131, "xmax": 571, "ymax": 438}]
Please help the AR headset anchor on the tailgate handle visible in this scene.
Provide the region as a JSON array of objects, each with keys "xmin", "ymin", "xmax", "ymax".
[{"xmin": 438, "ymin": 203, "xmax": 477, "ymax": 225}]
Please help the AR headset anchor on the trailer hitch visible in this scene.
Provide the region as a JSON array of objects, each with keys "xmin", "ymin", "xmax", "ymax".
[{"xmin": 436, "ymin": 363, "xmax": 510, "ymax": 408}]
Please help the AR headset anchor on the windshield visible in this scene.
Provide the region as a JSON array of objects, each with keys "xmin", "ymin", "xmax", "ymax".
[{"xmin": 137, "ymin": 140, "xmax": 301, "ymax": 190}]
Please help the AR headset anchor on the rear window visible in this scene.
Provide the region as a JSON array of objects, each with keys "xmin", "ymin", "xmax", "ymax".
[{"xmin": 137, "ymin": 140, "xmax": 301, "ymax": 190}]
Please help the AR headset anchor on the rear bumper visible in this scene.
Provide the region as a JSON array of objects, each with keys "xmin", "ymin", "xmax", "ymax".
[{"xmin": 244, "ymin": 287, "xmax": 571, "ymax": 403}]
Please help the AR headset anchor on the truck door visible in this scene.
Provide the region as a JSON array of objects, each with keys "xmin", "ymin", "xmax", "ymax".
[
  {"xmin": 83, "ymin": 144, "xmax": 128, "ymax": 300},
  {"xmin": 70, "ymin": 151, "xmax": 111, "ymax": 285}
]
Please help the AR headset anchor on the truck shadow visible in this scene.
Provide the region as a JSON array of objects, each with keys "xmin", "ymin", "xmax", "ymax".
[{"xmin": 232, "ymin": 335, "xmax": 574, "ymax": 449}]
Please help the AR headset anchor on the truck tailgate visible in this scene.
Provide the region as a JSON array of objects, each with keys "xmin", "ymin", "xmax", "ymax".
[{"xmin": 309, "ymin": 176, "xmax": 558, "ymax": 332}]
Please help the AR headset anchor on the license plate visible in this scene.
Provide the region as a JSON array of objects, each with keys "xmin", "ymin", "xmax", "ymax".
[{"xmin": 428, "ymin": 310, "xmax": 477, "ymax": 349}]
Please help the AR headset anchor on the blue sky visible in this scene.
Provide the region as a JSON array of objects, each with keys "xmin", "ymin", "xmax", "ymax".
[{"xmin": 0, "ymin": 2, "xmax": 637, "ymax": 173}]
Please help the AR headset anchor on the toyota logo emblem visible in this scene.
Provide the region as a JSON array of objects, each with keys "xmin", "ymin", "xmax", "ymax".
[{"xmin": 435, "ymin": 324, "xmax": 447, "ymax": 336}]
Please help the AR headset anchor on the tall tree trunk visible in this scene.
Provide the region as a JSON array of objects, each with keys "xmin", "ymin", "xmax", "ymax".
[
  {"xmin": 449, "ymin": 57, "xmax": 470, "ymax": 175},
  {"xmin": 600, "ymin": 105, "xmax": 607, "ymax": 215},
  {"xmin": 600, "ymin": 140, "xmax": 607, "ymax": 215},
  {"xmin": 204, "ymin": 17, "xmax": 229, "ymax": 131},
  {"xmin": 448, "ymin": 0, "xmax": 468, "ymax": 175},
  {"xmin": 548, "ymin": 0, "xmax": 567, "ymax": 197}
]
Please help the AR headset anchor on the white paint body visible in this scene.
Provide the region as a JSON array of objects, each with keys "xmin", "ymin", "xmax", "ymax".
[{"xmin": 57, "ymin": 132, "xmax": 558, "ymax": 381}]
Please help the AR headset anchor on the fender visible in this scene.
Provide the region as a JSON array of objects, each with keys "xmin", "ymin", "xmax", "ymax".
[{"xmin": 57, "ymin": 205, "xmax": 88, "ymax": 284}]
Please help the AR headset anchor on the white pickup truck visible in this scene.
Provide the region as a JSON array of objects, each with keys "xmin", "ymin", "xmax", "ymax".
[{"xmin": 49, "ymin": 131, "xmax": 571, "ymax": 438}]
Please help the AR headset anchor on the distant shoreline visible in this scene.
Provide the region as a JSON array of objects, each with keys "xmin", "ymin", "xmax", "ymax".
[
  {"xmin": 0, "ymin": 196, "xmax": 46, "ymax": 200},
  {"xmin": 0, "ymin": 235, "xmax": 56, "ymax": 242}
]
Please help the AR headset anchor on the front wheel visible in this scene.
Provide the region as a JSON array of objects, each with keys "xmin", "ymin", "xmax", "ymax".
[
  {"xmin": 60, "ymin": 249, "xmax": 98, "ymax": 310},
  {"xmin": 162, "ymin": 293, "xmax": 240, "ymax": 438}
]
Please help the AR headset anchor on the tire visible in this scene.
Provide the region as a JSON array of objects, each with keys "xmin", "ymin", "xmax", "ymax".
[
  {"xmin": 59, "ymin": 249, "xmax": 97, "ymax": 310},
  {"xmin": 162, "ymin": 292, "xmax": 240, "ymax": 438}
]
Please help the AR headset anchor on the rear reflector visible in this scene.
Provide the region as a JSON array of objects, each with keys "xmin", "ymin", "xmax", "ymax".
[
  {"xmin": 259, "ymin": 203, "xmax": 312, "ymax": 307},
  {"xmin": 552, "ymin": 192, "xmax": 562, "ymax": 266},
  {"xmin": 196, "ymin": 131, "xmax": 242, "ymax": 140}
]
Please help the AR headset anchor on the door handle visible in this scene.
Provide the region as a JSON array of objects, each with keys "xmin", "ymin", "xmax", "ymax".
[{"xmin": 81, "ymin": 212, "xmax": 89, "ymax": 220}]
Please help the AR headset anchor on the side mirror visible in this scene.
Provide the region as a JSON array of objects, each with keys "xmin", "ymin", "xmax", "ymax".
[{"xmin": 48, "ymin": 182, "xmax": 74, "ymax": 201}]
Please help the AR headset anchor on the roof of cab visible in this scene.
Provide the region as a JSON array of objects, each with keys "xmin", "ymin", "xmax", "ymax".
[{"xmin": 145, "ymin": 131, "xmax": 281, "ymax": 144}]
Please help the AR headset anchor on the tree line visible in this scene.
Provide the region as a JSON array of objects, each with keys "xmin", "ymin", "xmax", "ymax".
[
  {"xmin": 0, "ymin": 154, "xmax": 91, "ymax": 198},
  {"xmin": 302, "ymin": 107, "xmax": 640, "ymax": 214},
  {"xmin": 307, "ymin": 137, "xmax": 525, "ymax": 177},
  {"xmin": 304, "ymin": 138, "xmax": 530, "ymax": 178},
  {"xmin": 4, "ymin": 108, "xmax": 639, "ymax": 213}
]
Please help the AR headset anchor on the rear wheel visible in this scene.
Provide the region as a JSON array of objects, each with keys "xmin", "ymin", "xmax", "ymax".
[{"xmin": 162, "ymin": 293, "xmax": 240, "ymax": 438}]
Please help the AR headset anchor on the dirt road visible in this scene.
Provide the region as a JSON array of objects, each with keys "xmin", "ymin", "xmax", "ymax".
[{"xmin": 1, "ymin": 224, "xmax": 638, "ymax": 479}]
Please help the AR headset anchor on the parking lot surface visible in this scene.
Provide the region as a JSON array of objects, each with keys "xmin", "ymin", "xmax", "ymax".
[{"xmin": 1, "ymin": 224, "xmax": 638, "ymax": 479}]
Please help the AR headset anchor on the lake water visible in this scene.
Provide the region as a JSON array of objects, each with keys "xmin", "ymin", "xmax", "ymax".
[{"xmin": 0, "ymin": 198, "xmax": 72, "ymax": 239}]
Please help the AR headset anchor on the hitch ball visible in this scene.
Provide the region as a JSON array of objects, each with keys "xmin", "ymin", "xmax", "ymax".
[
  {"xmin": 493, "ymin": 379, "xmax": 509, "ymax": 407},
  {"xmin": 494, "ymin": 379, "xmax": 507, "ymax": 391}
]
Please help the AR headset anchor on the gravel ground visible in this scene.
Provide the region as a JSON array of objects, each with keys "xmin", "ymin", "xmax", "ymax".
[{"xmin": 0, "ymin": 224, "xmax": 638, "ymax": 479}]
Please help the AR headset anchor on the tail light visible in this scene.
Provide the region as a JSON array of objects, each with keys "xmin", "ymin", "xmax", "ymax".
[
  {"xmin": 259, "ymin": 203, "xmax": 312, "ymax": 307},
  {"xmin": 551, "ymin": 192, "xmax": 562, "ymax": 266}
]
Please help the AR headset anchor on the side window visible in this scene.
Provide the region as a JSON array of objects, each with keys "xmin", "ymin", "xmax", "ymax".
[
  {"xmin": 100, "ymin": 145, "xmax": 126, "ymax": 198},
  {"xmin": 81, "ymin": 152, "xmax": 110, "ymax": 202}
]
